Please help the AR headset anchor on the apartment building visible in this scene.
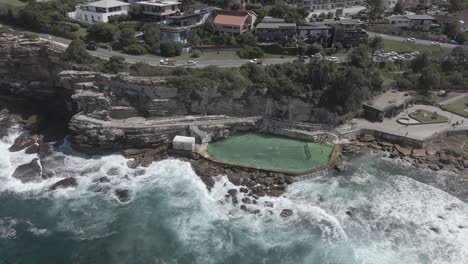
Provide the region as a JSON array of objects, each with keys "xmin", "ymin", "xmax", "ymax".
[
  {"xmin": 67, "ymin": 0, "xmax": 130, "ymax": 24},
  {"xmin": 136, "ymin": 0, "xmax": 182, "ymax": 20}
]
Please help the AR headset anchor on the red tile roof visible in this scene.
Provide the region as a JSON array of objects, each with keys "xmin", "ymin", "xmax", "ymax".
[{"xmin": 213, "ymin": 14, "xmax": 247, "ymax": 26}]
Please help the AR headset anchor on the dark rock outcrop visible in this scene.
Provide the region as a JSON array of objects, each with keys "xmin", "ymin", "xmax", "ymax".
[
  {"xmin": 49, "ymin": 177, "xmax": 78, "ymax": 191},
  {"xmin": 12, "ymin": 158, "xmax": 42, "ymax": 183},
  {"xmin": 280, "ymin": 209, "xmax": 293, "ymax": 218},
  {"xmin": 9, "ymin": 135, "xmax": 37, "ymax": 152},
  {"xmin": 115, "ymin": 189, "xmax": 131, "ymax": 203}
]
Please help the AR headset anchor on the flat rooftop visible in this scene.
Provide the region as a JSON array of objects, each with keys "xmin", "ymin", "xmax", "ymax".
[
  {"xmin": 363, "ymin": 91, "xmax": 415, "ymax": 112},
  {"xmin": 136, "ymin": 0, "xmax": 181, "ymax": 6}
]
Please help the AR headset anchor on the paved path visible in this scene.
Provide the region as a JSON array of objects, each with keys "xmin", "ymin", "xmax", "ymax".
[
  {"xmin": 343, "ymin": 104, "xmax": 468, "ymax": 141},
  {"xmin": 439, "ymin": 93, "xmax": 468, "ymax": 105},
  {"xmin": 366, "ymin": 31, "xmax": 459, "ymax": 49}
]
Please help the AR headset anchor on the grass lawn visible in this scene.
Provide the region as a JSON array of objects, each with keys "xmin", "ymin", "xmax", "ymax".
[
  {"xmin": 177, "ymin": 50, "xmax": 295, "ymax": 61},
  {"xmin": 177, "ymin": 51, "xmax": 241, "ymax": 61},
  {"xmin": 207, "ymin": 132, "xmax": 333, "ymax": 172},
  {"xmin": 443, "ymin": 96, "xmax": 468, "ymax": 118},
  {"xmin": 383, "ymin": 39, "xmax": 449, "ymax": 54},
  {"xmin": 409, "ymin": 109, "xmax": 448, "ymax": 123},
  {"xmin": 0, "ymin": 0, "xmax": 26, "ymax": 7}
]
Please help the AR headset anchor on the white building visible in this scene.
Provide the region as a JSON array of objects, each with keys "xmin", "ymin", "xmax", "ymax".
[
  {"xmin": 387, "ymin": 14, "xmax": 436, "ymax": 30},
  {"xmin": 67, "ymin": 0, "xmax": 130, "ymax": 24},
  {"xmin": 173, "ymin": 136, "xmax": 195, "ymax": 152},
  {"xmin": 136, "ymin": 0, "xmax": 182, "ymax": 20},
  {"xmin": 297, "ymin": 0, "xmax": 365, "ymax": 11}
]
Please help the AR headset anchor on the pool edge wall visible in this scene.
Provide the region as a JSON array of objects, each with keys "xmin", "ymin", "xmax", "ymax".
[{"xmin": 196, "ymin": 144, "xmax": 340, "ymax": 176}]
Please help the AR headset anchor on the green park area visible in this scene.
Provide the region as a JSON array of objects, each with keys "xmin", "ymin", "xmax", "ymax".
[
  {"xmin": 207, "ymin": 132, "xmax": 334, "ymax": 173},
  {"xmin": 0, "ymin": 0, "xmax": 26, "ymax": 7},
  {"xmin": 409, "ymin": 109, "xmax": 448, "ymax": 123},
  {"xmin": 443, "ymin": 96, "xmax": 468, "ymax": 118},
  {"xmin": 383, "ymin": 39, "xmax": 448, "ymax": 54}
]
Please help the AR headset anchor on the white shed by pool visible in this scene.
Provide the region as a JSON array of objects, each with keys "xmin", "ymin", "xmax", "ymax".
[{"xmin": 173, "ymin": 136, "xmax": 195, "ymax": 152}]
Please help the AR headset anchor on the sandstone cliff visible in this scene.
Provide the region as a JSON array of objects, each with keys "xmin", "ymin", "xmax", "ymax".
[{"xmin": 0, "ymin": 33, "xmax": 320, "ymax": 154}]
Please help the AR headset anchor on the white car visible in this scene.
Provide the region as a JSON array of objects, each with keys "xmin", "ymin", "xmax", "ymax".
[
  {"xmin": 326, "ymin": 57, "xmax": 339, "ymax": 62},
  {"xmin": 407, "ymin": 38, "xmax": 416, "ymax": 43},
  {"xmin": 185, "ymin": 60, "xmax": 197, "ymax": 66},
  {"xmin": 431, "ymin": 41, "xmax": 441, "ymax": 46}
]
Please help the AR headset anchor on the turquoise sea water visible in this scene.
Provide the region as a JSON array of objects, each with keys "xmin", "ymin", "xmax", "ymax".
[{"xmin": 0, "ymin": 132, "xmax": 468, "ymax": 264}]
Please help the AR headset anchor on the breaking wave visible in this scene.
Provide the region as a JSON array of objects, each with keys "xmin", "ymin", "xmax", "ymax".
[{"xmin": 0, "ymin": 132, "xmax": 467, "ymax": 264}]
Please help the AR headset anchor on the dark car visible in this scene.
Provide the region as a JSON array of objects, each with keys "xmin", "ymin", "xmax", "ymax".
[{"xmin": 86, "ymin": 42, "xmax": 97, "ymax": 51}]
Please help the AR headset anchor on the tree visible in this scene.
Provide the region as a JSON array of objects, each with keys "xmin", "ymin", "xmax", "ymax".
[
  {"xmin": 142, "ymin": 22, "xmax": 160, "ymax": 48},
  {"xmin": 238, "ymin": 32, "xmax": 256, "ymax": 46},
  {"xmin": 411, "ymin": 52, "xmax": 431, "ymax": 72},
  {"xmin": 305, "ymin": 43, "xmax": 323, "ymax": 56},
  {"xmin": 103, "ymin": 56, "xmax": 126, "ymax": 73},
  {"xmin": 452, "ymin": 46, "xmax": 468, "ymax": 65},
  {"xmin": 449, "ymin": 0, "xmax": 465, "ymax": 12},
  {"xmin": 123, "ymin": 44, "xmax": 148, "ymax": 55},
  {"xmin": 443, "ymin": 21, "xmax": 461, "ymax": 40},
  {"xmin": 227, "ymin": 36, "xmax": 237, "ymax": 46},
  {"xmin": 393, "ymin": 2, "xmax": 404, "ymax": 14},
  {"xmin": 61, "ymin": 40, "xmax": 93, "ymax": 64},
  {"xmin": 238, "ymin": 47, "xmax": 265, "ymax": 59},
  {"xmin": 368, "ymin": 36, "xmax": 384, "ymax": 55},
  {"xmin": 88, "ymin": 23, "xmax": 120, "ymax": 43},
  {"xmin": 119, "ymin": 27, "xmax": 136, "ymax": 47},
  {"xmin": 419, "ymin": 66, "xmax": 441, "ymax": 92},
  {"xmin": 159, "ymin": 41, "xmax": 181, "ymax": 57},
  {"xmin": 367, "ymin": 0, "xmax": 384, "ymax": 23},
  {"xmin": 349, "ymin": 45, "xmax": 373, "ymax": 69}
]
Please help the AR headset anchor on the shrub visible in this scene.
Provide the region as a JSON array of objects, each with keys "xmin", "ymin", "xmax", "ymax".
[
  {"xmin": 306, "ymin": 43, "xmax": 323, "ymax": 56},
  {"xmin": 238, "ymin": 47, "xmax": 265, "ymax": 59},
  {"xmin": 191, "ymin": 49, "xmax": 201, "ymax": 58},
  {"xmin": 61, "ymin": 40, "xmax": 94, "ymax": 64},
  {"xmin": 159, "ymin": 41, "xmax": 181, "ymax": 57},
  {"xmin": 123, "ymin": 43, "xmax": 147, "ymax": 55},
  {"xmin": 103, "ymin": 56, "xmax": 126, "ymax": 73}
]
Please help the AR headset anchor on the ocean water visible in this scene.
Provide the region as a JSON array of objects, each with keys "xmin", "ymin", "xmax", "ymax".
[{"xmin": 0, "ymin": 131, "xmax": 467, "ymax": 264}]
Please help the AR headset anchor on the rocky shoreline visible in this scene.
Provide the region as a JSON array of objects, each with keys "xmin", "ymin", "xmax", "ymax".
[{"xmin": 342, "ymin": 133, "xmax": 468, "ymax": 175}]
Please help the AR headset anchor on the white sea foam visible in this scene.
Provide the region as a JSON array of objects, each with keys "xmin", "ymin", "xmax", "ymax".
[{"xmin": 0, "ymin": 132, "xmax": 468, "ymax": 263}]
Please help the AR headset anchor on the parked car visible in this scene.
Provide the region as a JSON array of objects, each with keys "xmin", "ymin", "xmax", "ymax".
[
  {"xmin": 407, "ymin": 38, "xmax": 416, "ymax": 43},
  {"xmin": 160, "ymin": 58, "xmax": 177, "ymax": 66},
  {"xmin": 449, "ymin": 40, "xmax": 459, "ymax": 45},
  {"xmin": 326, "ymin": 57, "xmax": 338, "ymax": 62},
  {"xmin": 431, "ymin": 41, "xmax": 441, "ymax": 46},
  {"xmin": 86, "ymin": 41, "xmax": 97, "ymax": 51}
]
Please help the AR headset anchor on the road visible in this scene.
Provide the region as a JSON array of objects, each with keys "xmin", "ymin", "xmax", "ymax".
[
  {"xmin": 1, "ymin": 23, "xmax": 295, "ymax": 68},
  {"xmin": 366, "ymin": 31, "xmax": 459, "ymax": 49}
]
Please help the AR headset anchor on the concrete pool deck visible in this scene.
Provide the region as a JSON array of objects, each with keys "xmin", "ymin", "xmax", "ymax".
[{"xmin": 339, "ymin": 104, "xmax": 468, "ymax": 147}]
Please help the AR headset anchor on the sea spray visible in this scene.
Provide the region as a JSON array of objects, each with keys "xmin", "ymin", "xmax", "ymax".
[{"xmin": 0, "ymin": 132, "xmax": 467, "ymax": 264}]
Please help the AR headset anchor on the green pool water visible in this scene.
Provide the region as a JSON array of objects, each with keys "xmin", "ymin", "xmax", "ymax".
[{"xmin": 207, "ymin": 132, "xmax": 334, "ymax": 172}]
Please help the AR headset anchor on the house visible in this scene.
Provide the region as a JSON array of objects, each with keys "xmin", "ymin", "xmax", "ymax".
[
  {"xmin": 212, "ymin": 10, "xmax": 257, "ymax": 34},
  {"xmin": 159, "ymin": 4, "xmax": 214, "ymax": 44},
  {"xmin": 363, "ymin": 91, "xmax": 415, "ymax": 122},
  {"xmin": 66, "ymin": 0, "xmax": 129, "ymax": 24},
  {"xmin": 400, "ymin": 0, "xmax": 433, "ymax": 9},
  {"xmin": 297, "ymin": 0, "xmax": 365, "ymax": 11},
  {"xmin": 387, "ymin": 14, "xmax": 437, "ymax": 31},
  {"xmin": 332, "ymin": 27, "xmax": 368, "ymax": 47},
  {"xmin": 136, "ymin": 0, "xmax": 181, "ymax": 20},
  {"xmin": 255, "ymin": 17, "xmax": 297, "ymax": 43},
  {"xmin": 297, "ymin": 23, "xmax": 332, "ymax": 46}
]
